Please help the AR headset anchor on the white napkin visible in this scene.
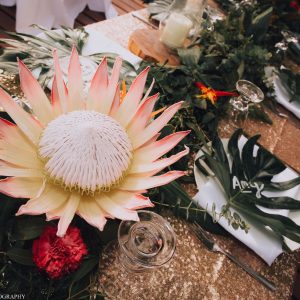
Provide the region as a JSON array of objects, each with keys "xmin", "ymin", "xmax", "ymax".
[
  {"xmin": 193, "ymin": 136, "xmax": 300, "ymax": 265},
  {"xmin": 274, "ymin": 76, "xmax": 300, "ymax": 119},
  {"xmin": 82, "ymin": 27, "xmax": 141, "ymax": 67}
]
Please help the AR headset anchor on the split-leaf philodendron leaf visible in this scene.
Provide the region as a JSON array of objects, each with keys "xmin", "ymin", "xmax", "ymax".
[{"xmin": 196, "ymin": 129, "xmax": 300, "ymax": 247}]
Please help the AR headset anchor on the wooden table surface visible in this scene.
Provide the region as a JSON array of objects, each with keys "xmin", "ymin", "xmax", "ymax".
[{"xmin": 87, "ymin": 10, "xmax": 300, "ymax": 300}]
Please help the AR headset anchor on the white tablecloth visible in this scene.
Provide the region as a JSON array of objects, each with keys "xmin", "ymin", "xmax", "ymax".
[{"xmin": 0, "ymin": 0, "xmax": 117, "ymax": 35}]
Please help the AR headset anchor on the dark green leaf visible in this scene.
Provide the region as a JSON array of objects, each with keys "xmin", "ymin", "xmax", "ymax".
[
  {"xmin": 212, "ymin": 135, "xmax": 229, "ymax": 170},
  {"xmin": 11, "ymin": 216, "xmax": 46, "ymax": 240},
  {"xmin": 248, "ymin": 7, "xmax": 273, "ymax": 43},
  {"xmin": 178, "ymin": 46, "xmax": 201, "ymax": 66},
  {"xmin": 7, "ymin": 248, "xmax": 34, "ymax": 266},
  {"xmin": 203, "ymin": 154, "xmax": 231, "ymax": 196},
  {"xmin": 264, "ymin": 176, "xmax": 300, "ymax": 191},
  {"xmin": 228, "ymin": 128, "xmax": 244, "ymax": 179},
  {"xmin": 239, "ymin": 194, "xmax": 300, "ymax": 209},
  {"xmin": 248, "ymin": 106, "xmax": 273, "ymax": 125},
  {"xmin": 241, "ymin": 134, "xmax": 260, "ymax": 180},
  {"xmin": 255, "ymin": 147, "xmax": 285, "ymax": 179},
  {"xmin": 231, "ymin": 200, "xmax": 300, "ymax": 243},
  {"xmin": 71, "ymin": 257, "xmax": 99, "ymax": 283}
]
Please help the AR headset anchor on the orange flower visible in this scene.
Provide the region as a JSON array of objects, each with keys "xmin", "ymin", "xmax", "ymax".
[
  {"xmin": 120, "ymin": 80, "xmax": 127, "ymax": 102},
  {"xmin": 195, "ymin": 82, "xmax": 238, "ymax": 104}
]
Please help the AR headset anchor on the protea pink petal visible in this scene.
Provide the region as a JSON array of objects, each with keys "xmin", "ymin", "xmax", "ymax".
[
  {"xmin": 0, "ymin": 160, "xmax": 43, "ymax": 177},
  {"xmin": 53, "ymin": 49, "xmax": 69, "ymax": 113},
  {"xmin": 16, "ymin": 183, "xmax": 68, "ymax": 217},
  {"xmin": 0, "ymin": 177, "xmax": 43, "ymax": 198},
  {"xmin": 101, "ymin": 56, "xmax": 122, "ymax": 114},
  {"xmin": 134, "ymin": 130, "xmax": 190, "ymax": 163},
  {"xmin": 95, "ymin": 194, "xmax": 139, "ymax": 221},
  {"xmin": 120, "ymin": 170, "xmax": 186, "ymax": 191},
  {"xmin": 115, "ymin": 67, "xmax": 150, "ymax": 127},
  {"xmin": 0, "ymin": 141, "xmax": 43, "ymax": 169},
  {"xmin": 18, "ymin": 60, "xmax": 53, "ymax": 125},
  {"xmin": 51, "ymin": 76, "xmax": 62, "ymax": 116},
  {"xmin": 109, "ymin": 191, "xmax": 154, "ymax": 210},
  {"xmin": 0, "ymin": 118, "xmax": 35, "ymax": 151},
  {"xmin": 130, "ymin": 146, "xmax": 189, "ymax": 175},
  {"xmin": 77, "ymin": 196, "xmax": 108, "ymax": 231},
  {"xmin": 140, "ymin": 78, "xmax": 155, "ymax": 105},
  {"xmin": 142, "ymin": 133, "xmax": 161, "ymax": 147},
  {"xmin": 132, "ymin": 101, "xmax": 183, "ymax": 149},
  {"xmin": 67, "ymin": 47, "xmax": 84, "ymax": 110},
  {"xmin": 86, "ymin": 57, "xmax": 109, "ymax": 111},
  {"xmin": 0, "ymin": 89, "xmax": 42, "ymax": 145},
  {"xmin": 109, "ymin": 82, "xmax": 120, "ymax": 116},
  {"xmin": 57, "ymin": 192, "xmax": 80, "ymax": 237},
  {"xmin": 127, "ymin": 93, "xmax": 159, "ymax": 136},
  {"xmin": 46, "ymin": 203, "xmax": 65, "ymax": 221}
]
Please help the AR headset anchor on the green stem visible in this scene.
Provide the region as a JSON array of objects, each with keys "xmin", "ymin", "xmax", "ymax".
[{"xmin": 152, "ymin": 200, "xmax": 206, "ymax": 213}]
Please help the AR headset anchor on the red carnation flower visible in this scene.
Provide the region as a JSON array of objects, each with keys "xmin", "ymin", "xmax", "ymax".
[
  {"xmin": 290, "ymin": 0, "xmax": 300, "ymax": 11},
  {"xmin": 33, "ymin": 225, "xmax": 88, "ymax": 279}
]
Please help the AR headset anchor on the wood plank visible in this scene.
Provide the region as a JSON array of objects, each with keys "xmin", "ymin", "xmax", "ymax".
[
  {"xmin": 74, "ymin": 20, "xmax": 83, "ymax": 28},
  {"xmin": 77, "ymin": 10, "xmax": 97, "ymax": 26},
  {"xmin": 131, "ymin": 0, "xmax": 145, "ymax": 9},
  {"xmin": 0, "ymin": 5, "xmax": 16, "ymax": 19},
  {"xmin": 112, "ymin": 4, "xmax": 127, "ymax": 15},
  {"xmin": 129, "ymin": 28, "xmax": 180, "ymax": 66},
  {"xmin": 114, "ymin": 0, "xmax": 141, "ymax": 11},
  {"xmin": 0, "ymin": 9, "xmax": 15, "ymax": 31},
  {"xmin": 83, "ymin": 9, "xmax": 105, "ymax": 22}
]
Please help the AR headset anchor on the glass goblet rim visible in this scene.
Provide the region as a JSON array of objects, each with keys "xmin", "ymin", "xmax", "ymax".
[
  {"xmin": 235, "ymin": 79, "xmax": 264, "ymax": 103},
  {"xmin": 118, "ymin": 210, "xmax": 176, "ymax": 268}
]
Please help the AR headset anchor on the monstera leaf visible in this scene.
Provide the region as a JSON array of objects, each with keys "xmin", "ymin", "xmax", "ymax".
[
  {"xmin": 278, "ymin": 68, "xmax": 300, "ymax": 103},
  {"xmin": 196, "ymin": 129, "xmax": 300, "ymax": 245}
]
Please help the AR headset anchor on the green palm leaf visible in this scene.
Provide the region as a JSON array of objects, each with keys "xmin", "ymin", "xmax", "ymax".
[{"xmin": 0, "ymin": 27, "xmax": 137, "ymax": 88}]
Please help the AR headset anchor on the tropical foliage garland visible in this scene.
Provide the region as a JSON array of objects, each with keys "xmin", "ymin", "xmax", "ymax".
[{"xmin": 141, "ymin": 0, "xmax": 300, "ymax": 146}]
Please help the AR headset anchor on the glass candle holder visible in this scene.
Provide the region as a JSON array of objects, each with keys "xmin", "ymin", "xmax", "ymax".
[
  {"xmin": 118, "ymin": 210, "xmax": 176, "ymax": 273},
  {"xmin": 159, "ymin": 0, "xmax": 207, "ymax": 49},
  {"xmin": 229, "ymin": 79, "xmax": 264, "ymax": 127}
]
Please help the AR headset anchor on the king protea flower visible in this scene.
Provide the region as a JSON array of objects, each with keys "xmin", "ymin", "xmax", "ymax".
[{"xmin": 0, "ymin": 47, "xmax": 189, "ymax": 237}]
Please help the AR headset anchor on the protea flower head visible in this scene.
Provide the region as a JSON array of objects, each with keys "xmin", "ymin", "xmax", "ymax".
[{"xmin": 0, "ymin": 47, "xmax": 189, "ymax": 237}]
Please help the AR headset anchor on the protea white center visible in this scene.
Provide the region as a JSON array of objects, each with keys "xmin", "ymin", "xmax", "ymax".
[{"xmin": 39, "ymin": 110, "xmax": 133, "ymax": 192}]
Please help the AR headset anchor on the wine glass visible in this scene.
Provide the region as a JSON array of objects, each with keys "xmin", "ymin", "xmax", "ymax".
[
  {"xmin": 118, "ymin": 210, "xmax": 176, "ymax": 272},
  {"xmin": 229, "ymin": 79, "xmax": 264, "ymax": 127}
]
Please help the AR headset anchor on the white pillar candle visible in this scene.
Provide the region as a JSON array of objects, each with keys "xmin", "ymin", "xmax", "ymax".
[{"xmin": 160, "ymin": 12, "xmax": 193, "ymax": 49}]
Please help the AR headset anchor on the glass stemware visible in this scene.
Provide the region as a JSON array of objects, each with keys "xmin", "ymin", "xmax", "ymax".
[
  {"xmin": 118, "ymin": 210, "xmax": 176, "ymax": 272},
  {"xmin": 229, "ymin": 79, "xmax": 264, "ymax": 127}
]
